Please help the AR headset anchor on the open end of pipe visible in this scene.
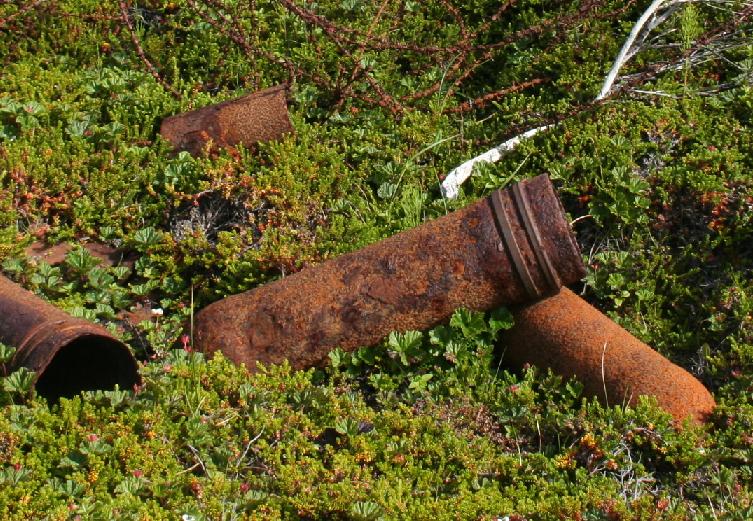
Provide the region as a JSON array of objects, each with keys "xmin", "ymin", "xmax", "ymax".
[{"xmin": 34, "ymin": 335, "xmax": 141, "ymax": 401}]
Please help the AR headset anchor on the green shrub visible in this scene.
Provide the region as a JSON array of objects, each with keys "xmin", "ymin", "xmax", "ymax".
[{"xmin": 1, "ymin": 0, "xmax": 753, "ymax": 518}]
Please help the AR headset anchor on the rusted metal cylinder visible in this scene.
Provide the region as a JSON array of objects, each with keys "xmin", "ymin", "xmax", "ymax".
[
  {"xmin": 0, "ymin": 275, "xmax": 140, "ymax": 400},
  {"xmin": 502, "ymin": 287, "xmax": 716, "ymax": 425},
  {"xmin": 195, "ymin": 174, "xmax": 586, "ymax": 371},
  {"xmin": 160, "ymin": 84, "xmax": 294, "ymax": 155}
]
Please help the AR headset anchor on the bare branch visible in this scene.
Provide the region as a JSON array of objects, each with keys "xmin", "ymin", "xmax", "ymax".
[
  {"xmin": 441, "ymin": 125, "xmax": 550, "ymax": 199},
  {"xmin": 440, "ymin": 0, "xmax": 751, "ymax": 198},
  {"xmin": 597, "ymin": 0, "xmax": 672, "ymax": 101},
  {"xmin": 0, "ymin": 0, "xmax": 46, "ymax": 30},
  {"xmin": 118, "ymin": 0, "xmax": 181, "ymax": 99}
]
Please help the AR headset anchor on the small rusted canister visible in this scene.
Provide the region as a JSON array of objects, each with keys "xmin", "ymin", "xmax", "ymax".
[
  {"xmin": 160, "ymin": 84, "xmax": 294, "ymax": 155},
  {"xmin": 195, "ymin": 174, "xmax": 586, "ymax": 371},
  {"xmin": 502, "ymin": 287, "xmax": 716, "ymax": 425},
  {"xmin": 0, "ymin": 275, "xmax": 141, "ymax": 400}
]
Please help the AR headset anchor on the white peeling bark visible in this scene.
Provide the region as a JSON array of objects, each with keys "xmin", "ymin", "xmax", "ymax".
[
  {"xmin": 441, "ymin": 125, "xmax": 550, "ymax": 199},
  {"xmin": 597, "ymin": 0, "xmax": 671, "ymax": 100}
]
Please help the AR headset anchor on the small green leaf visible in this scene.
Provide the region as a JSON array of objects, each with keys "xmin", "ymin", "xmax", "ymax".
[
  {"xmin": 329, "ymin": 348, "xmax": 345, "ymax": 369},
  {"xmin": 408, "ymin": 373, "xmax": 432, "ymax": 391},
  {"xmin": 65, "ymin": 246, "xmax": 99, "ymax": 274},
  {"xmin": 351, "ymin": 500, "xmax": 382, "ymax": 520},
  {"xmin": 3, "ymin": 367, "xmax": 35, "ymax": 395},
  {"xmin": 377, "ymin": 182, "xmax": 398, "ymax": 199},
  {"xmin": 133, "ymin": 227, "xmax": 161, "ymax": 249},
  {"xmin": 450, "ymin": 308, "xmax": 486, "ymax": 338},
  {"xmin": 488, "ymin": 307, "xmax": 514, "ymax": 335},
  {"xmin": 0, "ymin": 342, "xmax": 16, "ymax": 365}
]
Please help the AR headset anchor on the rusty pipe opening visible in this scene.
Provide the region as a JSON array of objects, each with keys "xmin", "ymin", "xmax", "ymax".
[
  {"xmin": 33, "ymin": 335, "xmax": 140, "ymax": 400},
  {"xmin": 0, "ymin": 275, "xmax": 141, "ymax": 401}
]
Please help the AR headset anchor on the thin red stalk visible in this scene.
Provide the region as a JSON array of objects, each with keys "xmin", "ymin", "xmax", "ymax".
[
  {"xmin": 0, "ymin": 0, "xmax": 46, "ymax": 29},
  {"xmin": 444, "ymin": 77, "xmax": 549, "ymax": 114},
  {"xmin": 118, "ymin": 0, "xmax": 181, "ymax": 99}
]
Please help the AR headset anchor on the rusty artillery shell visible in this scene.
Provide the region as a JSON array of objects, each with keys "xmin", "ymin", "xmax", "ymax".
[
  {"xmin": 160, "ymin": 84, "xmax": 294, "ymax": 155},
  {"xmin": 502, "ymin": 287, "xmax": 716, "ymax": 425},
  {"xmin": 0, "ymin": 275, "xmax": 140, "ymax": 400},
  {"xmin": 195, "ymin": 174, "xmax": 586, "ymax": 371}
]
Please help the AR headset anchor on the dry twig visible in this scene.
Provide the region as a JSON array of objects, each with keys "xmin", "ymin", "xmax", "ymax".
[{"xmin": 118, "ymin": 0, "xmax": 181, "ymax": 99}]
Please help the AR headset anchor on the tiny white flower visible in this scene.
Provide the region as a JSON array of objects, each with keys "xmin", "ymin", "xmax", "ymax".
[{"xmin": 151, "ymin": 308, "xmax": 164, "ymax": 316}]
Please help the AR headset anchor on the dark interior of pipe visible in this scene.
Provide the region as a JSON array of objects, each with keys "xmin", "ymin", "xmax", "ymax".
[{"xmin": 34, "ymin": 335, "xmax": 141, "ymax": 401}]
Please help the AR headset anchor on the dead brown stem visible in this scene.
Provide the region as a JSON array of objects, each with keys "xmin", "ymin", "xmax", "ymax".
[{"xmin": 118, "ymin": 0, "xmax": 181, "ymax": 99}]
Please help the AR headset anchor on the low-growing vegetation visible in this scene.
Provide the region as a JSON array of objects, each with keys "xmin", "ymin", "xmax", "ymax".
[{"xmin": 1, "ymin": 0, "xmax": 752, "ymax": 518}]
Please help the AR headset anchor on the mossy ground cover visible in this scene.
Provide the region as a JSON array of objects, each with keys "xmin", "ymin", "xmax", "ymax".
[{"xmin": 1, "ymin": 0, "xmax": 752, "ymax": 519}]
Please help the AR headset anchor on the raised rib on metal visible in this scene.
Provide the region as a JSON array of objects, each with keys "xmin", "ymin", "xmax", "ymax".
[
  {"xmin": 512, "ymin": 182, "xmax": 561, "ymax": 295},
  {"xmin": 490, "ymin": 189, "xmax": 540, "ymax": 299}
]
